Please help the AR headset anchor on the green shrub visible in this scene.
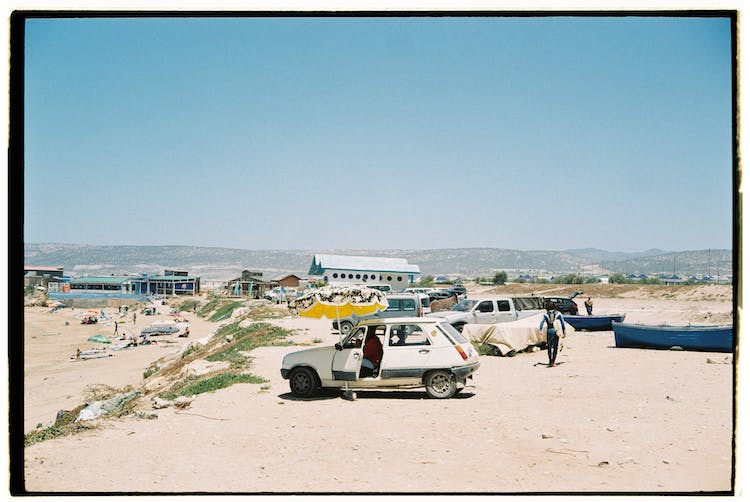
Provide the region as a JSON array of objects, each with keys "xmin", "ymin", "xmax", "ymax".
[
  {"xmin": 207, "ymin": 322, "xmax": 290, "ymax": 365},
  {"xmin": 209, "ymin": 301, "xmax": 243, "ymax": 322},
  {"xmin": 181, "ymin": 344, "xmax": 201, "ymax": 359},
  {"xmin": 162, "ymin": 373, "xmax": 268, "ymax": 399},
  {"xmin": 197, "ymin": 297, "xmax": 222, "ymax": 317},
  {"xmin": 143, "ymin": 364, "xmax": 160, "ymax": 379},
  {"xmin": 473, "ymin": 342, "xmax": 502, "ymax": 356},
  {"xmin": 24, "ymin": 404, "xmax": 88, "ymax": 446},
  {"xmin": 177, "ymin": 299, "xmax": 200, "ymax": 312},
  {"xmin": 492, "ymin": 272, "xmax": 507, "ymax": 285}
]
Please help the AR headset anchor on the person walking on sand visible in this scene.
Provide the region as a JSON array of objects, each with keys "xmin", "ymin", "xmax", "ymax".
[
  {"xmin": 114, "ymin": 321, "xmax": 118, "ymax": 336},
  {"xmin": 132, "ymin": 312, "xmax": 137, "ymax": 324},
  {"xmin": 539, "ymin": 301, "xmax": 566, "ymax": 367},
  {"xmin": 584, "ymin": 297, "xmax": 593, "ymax": 315}
]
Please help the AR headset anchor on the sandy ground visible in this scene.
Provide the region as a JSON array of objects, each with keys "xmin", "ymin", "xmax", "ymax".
[{"xmin": 17, "ymin": 287, "xmax": 743, "ymax": 494}]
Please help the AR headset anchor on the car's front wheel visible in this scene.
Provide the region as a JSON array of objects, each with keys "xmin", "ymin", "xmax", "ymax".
[
  {"xmin": 424, "ymin": 370, "xmax": 457, "ymax": 399},
  {"xmin": 289, "ymin": 367, "xmax": 318, "ymax": 398}
]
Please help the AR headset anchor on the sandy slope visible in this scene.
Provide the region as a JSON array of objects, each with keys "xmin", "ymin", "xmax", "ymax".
[{"xmin": 19, "ymin": 287, "xmax": 739, "ymax": 494}]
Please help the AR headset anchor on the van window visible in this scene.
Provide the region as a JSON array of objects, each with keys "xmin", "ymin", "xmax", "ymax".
[
  {"xmin": 477, "ymin": 301, "xmax": 493, "ymax": 313},
  {"xmin": 420, "ymin": 297, "xmax": 430, "ymax": 308},
  {"xmin": 497, "ymin": 300, "xmax": 511, "ymax": 312},
  {"xmin": 386, "ymin": 298, "xmax": 416, "ymax": 311}
]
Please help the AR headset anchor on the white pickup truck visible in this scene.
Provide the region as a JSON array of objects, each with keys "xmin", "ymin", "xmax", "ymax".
[{"xmin": 427, "ymin": 297, "xmax": 544, "ymax": 331}]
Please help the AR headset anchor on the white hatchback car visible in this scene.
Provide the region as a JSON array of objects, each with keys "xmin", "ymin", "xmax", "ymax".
[{"xmin": 281, "ymin": 317, "xmax": 479, "ymax": 399}]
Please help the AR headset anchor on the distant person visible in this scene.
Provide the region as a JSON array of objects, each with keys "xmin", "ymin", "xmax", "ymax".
[
  {"xmin": 114, "ymin": 322, "xmax": 118, "ymax": 335},
  {"xmin": 584, "ymin": 297, "xmax": 593, "ymax": 315},
  {"xmin": 132, "ymin": 312, "xmax": 137, "ymax": 324},
  {"xmin": 539, "ymin": 301, "xmax": 566, "ymax": 367}
]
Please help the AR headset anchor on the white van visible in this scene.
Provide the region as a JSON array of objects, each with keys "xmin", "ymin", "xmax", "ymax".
[{"xmin": 332, "ymin": 292, "xmax": 427, "ymax": 336}]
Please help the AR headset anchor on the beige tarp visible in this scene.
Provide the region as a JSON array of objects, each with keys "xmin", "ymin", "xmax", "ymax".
[{"xmin": 462, "ymin": 313, "xmax": 576, "ymax": 355}]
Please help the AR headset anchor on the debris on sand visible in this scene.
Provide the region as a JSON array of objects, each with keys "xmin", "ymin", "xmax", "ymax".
[
  {"xmin": 76, "ymin": 391, "xmax": 141, "ymax": 422},
  {"xmin": 151, "ymin": 396, "xmax": 193, "ymax": 410}
]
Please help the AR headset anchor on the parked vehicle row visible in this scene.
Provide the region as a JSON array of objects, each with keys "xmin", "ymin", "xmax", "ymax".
[{"xmin": 281, "ymin": 284, "xmax": 591, "ymax": 400}]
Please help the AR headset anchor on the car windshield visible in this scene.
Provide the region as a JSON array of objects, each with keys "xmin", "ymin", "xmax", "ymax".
[{"xmin": 451, "ymin": 299, "xmax": 476, "ymax": 312}]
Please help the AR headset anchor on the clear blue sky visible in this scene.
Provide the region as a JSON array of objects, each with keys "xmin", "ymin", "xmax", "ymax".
[{"xmin": 23, "ymin": 15, "xmax": 734, "ymax": 252}]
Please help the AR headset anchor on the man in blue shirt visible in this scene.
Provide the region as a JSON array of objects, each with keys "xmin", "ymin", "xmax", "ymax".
[{"xmin": 539, "ymin": 301, "xmax": 566, "ymax": 367}]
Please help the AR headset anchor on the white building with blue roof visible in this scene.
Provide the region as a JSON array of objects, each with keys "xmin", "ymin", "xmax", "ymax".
[{"xmin": 307, "ymin": 254, "xmax": 421, "ymax": 292}]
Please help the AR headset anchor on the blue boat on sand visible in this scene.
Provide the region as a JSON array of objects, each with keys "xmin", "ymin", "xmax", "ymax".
[
  {"xmin": 612, "ymin": 322, "xmax": 733, "ymax": 353},
  {"xmin": 563, "ymin": 314, "xmax": 626, "ymax": 331}
]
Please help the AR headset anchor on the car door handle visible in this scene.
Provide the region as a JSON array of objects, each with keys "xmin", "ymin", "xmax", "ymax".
[{"xmin": 419, "ymin": 349, "xmax": 430, "ymax": 354}]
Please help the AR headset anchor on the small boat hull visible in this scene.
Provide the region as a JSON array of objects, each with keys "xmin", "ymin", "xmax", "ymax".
[
  {"xmin": 563, "ymin": 314, "xmax": 626, "ymax": 331},
  {"xmin": 612, "ymin": 322, "xmax": 733, "ymax": 353}
]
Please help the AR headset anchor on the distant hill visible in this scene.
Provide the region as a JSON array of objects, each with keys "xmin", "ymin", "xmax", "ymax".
[{"xmin": 24, "ymin": 243, "xmax": 734, "ymax": 282}]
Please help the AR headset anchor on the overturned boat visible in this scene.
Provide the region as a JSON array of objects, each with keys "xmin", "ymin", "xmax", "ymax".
[
  {"xmin": 612, "ymin": 321, "xmax": 733, "ymax": 353},
  {"xmin": 563, "ymin": 314, "xmax": 626, "ymax": 331}
]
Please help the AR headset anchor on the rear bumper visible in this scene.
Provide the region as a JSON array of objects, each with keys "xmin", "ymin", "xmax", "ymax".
[{"xmin": 453, "ymin": 361, "xmax": 480, "ymax": 380}]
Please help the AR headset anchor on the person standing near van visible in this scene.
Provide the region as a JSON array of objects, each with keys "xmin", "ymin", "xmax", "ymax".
[
  {"xmin": 539, "ymin": 301, "xmax": 566, "ymax": 367},
  {"xmin": 584, "ymin": 297, "xmax": 593, "ymax": 315}
]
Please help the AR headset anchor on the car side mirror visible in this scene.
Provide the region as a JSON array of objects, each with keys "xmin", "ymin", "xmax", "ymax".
[{"xmin": 335, "ymin": 343, "xmax": 342, "ymax": 351}]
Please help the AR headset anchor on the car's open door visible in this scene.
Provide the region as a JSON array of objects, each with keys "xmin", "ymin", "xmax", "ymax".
[{"xmin": 331, "ymin": 325, "xmax": 367, "ymax": 381}]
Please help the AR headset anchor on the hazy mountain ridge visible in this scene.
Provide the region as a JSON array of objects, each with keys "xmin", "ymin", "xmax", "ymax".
[{"xmin": 24, "ymin": 243, "xmax": 733, "ymax": 282}]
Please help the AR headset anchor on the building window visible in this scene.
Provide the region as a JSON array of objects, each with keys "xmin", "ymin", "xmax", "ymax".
[
  {"xmin": 387, "ymin": 276, "xmax": 392, "ymax": 281},
  {"xmin": 333, "ymin": 273, "xmax": 338, "ymax": 279},
  {"xmin": 356, "ymin": 274, "xmax": 361, "ymax": 279},
  {"xmin": 370, "ymin": 274, "xmax": 376, "ymax": 280},
  {"xmin": 324, "ymin": 276, "xmax": 328, "ymax": 282},
  {"xmin": 397, "ymin": 276, "xmax": 402, "ymax": 281},
  {"xmin": 348, "ymin": 274, "xmax": 353, "ymax": 279}
]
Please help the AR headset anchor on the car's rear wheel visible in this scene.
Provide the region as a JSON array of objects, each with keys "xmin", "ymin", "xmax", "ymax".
[
  {"xmin": 339, "ymin": 321, "xmax": 354, "ymax": 337},
  {"xmin": 289, "ymin": 367, "xmax": 318, "ymax": 398},
  {"xmin": 453, "ymin": 323, "xmax": 466, "ymax": 333},
  {"xmin": 424, "ymin": 370, "xmax": 457, "ymax": 399}
]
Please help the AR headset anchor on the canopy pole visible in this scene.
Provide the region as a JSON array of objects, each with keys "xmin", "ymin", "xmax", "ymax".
[{"xmin": 337, "ymin": 303, "xmax": 355, "ymax": 401}]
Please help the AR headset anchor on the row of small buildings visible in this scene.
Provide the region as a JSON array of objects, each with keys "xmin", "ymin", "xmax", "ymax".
[
  {"xmin": 25, "ymin": 267, "xmax": 202, "ymax": 297},
  {"xmin": 24, "ymin": 254, "xmax": 424, "ymax": 304}
]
